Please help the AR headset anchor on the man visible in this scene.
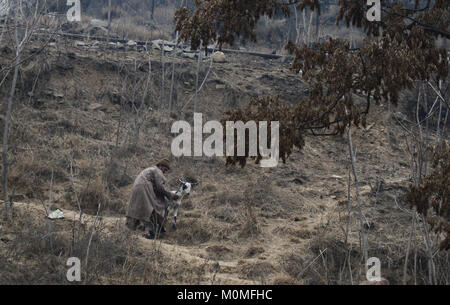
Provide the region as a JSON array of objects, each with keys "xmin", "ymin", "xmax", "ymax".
[{"xmin": 126, "ymin": 159, "xmax": 179, "ymax": 239}]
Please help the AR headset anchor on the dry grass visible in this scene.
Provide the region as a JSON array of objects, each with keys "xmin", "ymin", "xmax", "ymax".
[
  {"xmin": 244, "ymin": 245, "xmax": 265, "ymax": 258},
  {"xmin": 0, "ymin": 29, "xmax": 448, "ymax": 285},
  {"xmin": 0, "ymin": 206, "xmax": 206, "ymax": 284},
  {"xmin": 238, "ymin": 260, "xmax": 276, "ymax": 282}
]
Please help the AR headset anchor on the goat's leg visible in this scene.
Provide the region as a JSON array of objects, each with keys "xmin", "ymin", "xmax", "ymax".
[{"xmin": 173, "ymin": 206, "xmax": 179, "ymax": 230}]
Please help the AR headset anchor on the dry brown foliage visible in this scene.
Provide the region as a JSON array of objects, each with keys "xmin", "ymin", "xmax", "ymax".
[
  {"xmin": 176, "ymin": 0, "xmax": 448, "ymax": 160},
  {"xmin": 406, "ymin": 143, "xmax": 450, "ymax": 251}
]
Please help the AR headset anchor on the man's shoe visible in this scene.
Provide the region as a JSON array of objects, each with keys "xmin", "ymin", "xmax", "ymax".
[{"xmin": 143, "ymin": 232, "xmax": 155, "ymax": 239}]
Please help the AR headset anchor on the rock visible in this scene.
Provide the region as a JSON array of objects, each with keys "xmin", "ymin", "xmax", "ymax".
[
  {"xmin": 331, "ymin": 175, "xmax": 343, "ymax": 179},
  {"xmin": 90, "ymin": 19, "xmax": 108, "ymax": 28},
  {"xmin": 74, "ymin": 41, "xmax": 86, "ymax": 47},
  {"xmin": 216, "ymin": 84, "xmax": 226, "ymax": 89},
  {"xmin": 151, "ymin": 39, "xmax": 175, "ymax": 52},
  {"xmin": 88, "ymin": 103, "xmax": 105, "ymax": 111},
  {"xmin": 53, "ymin": 91, "xmax": 64, "ymax": 98},
  {"xmin": 292, "ymin": 178, "xmax": 304, "ymax": 185},
  {"xmin": 364, "ymin": 221, "xmax": 375, "ymax": 230},
  {"xmin": 394, "ymin": 111, "xmax": 408, "ymax": 122},
  {"xmin": 182, "ymin": 52, "xmax": 197, "ymax": 59},
  {"xmin": 212, "ymin": 51, "xmax": 226, "ymax": 63},
  {"xmin": 163, "ymin": 45, "xmax": 174, "ymax": 52},
  {"xmin": 127, "ymin": 40, "xmax": 137, "ymax": 47},
  {"xmin": 0, "ymin": 234, "xmax": 15, "ymax": 243},
  {"xmin": 45, "ymin": 89, "xmax": 64, "ymax": 98}
]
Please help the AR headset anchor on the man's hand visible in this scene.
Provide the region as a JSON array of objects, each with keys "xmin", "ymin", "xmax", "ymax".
[{"xmin": 171, "ymin": 194, "xmax": 180, "ymax": 200}]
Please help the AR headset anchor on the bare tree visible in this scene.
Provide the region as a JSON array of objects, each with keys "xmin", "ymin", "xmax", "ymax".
[{"xmin": 2, "ymin": 0, "xmax": 43, "ymax": 220}]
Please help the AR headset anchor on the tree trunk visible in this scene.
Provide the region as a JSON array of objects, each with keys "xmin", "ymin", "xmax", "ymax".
[
  {"xmin": 107, "ymin": 0, "xmax": 111, "ymax": 42},
  {"xmin": 2, "ymin": 28, "xmax": 21, "ymax": 220},
  {"xmin": 151, "ymin": 0, "xmax": 155, "ymax": 20}
]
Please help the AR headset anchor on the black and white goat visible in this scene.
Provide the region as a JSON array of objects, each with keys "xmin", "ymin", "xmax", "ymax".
[{"xmin": 165, "ymin": 179, "xmax": 196, "ymax": 230}]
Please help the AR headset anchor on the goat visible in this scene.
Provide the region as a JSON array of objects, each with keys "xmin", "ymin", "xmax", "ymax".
[{"xmin": 165, "ymin": 179, "xmax": 196, "ymax": 230}]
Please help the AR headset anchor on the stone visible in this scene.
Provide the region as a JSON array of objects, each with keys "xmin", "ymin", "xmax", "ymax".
[
  {"xmin": 88, "ymin": 103, "xmax": 105, "ymax": 111},
  {"xmin": 211, "ymin": 51, "xmax": 226, "ymax": 63},
  {"xmin": 182, "ymin": 52, "xmax": 197, "ymax": 59},
  {"xmin": 90, "ymin": 19, "xmax": 108, "ymax": 28},
  {"xmin": 74, "ymin": 41, "xmax": 86, "ymax": 47}
]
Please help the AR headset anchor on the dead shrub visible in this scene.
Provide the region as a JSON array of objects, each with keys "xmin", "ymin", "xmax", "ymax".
[
  {"xmin": 78, "ymin": 176, "xmax": 108, "ymax": 214},
  {"xmin": 210, "ymin": 204, "xmax": 238, "ymax": 223},
  {"xmin": 172, "ymin": 218, "xmax": 212, "ymax": 246},
  {"xmin": 202, "ymin": 184, "xmax": 217, "ymax": 192},
  {"xmin": 103, "ymin": 158, "xmax": 133, "ymax": 188},
  {"xmin": 238, "ymin": 203, "xmax": 260, "ymax": 239},
  {"xmin": 280, "ymin": 252, "xmax": 304, "ymax": 280},
  {"xmin": 272, "ymin": 276, "xmax": 299, "ymax": 285},
  {"xmin": 245, "ymin": 246, "xmax": 265, "ymax": 258},
  {"xmin": 243, "ymin": 176, "xmax": 275, "ymax": 207},
  {"xmin": 213, "ymin": 191, "xmax": 244, "ymax": 206},
  {"xmin": 7, "ymin": 157, "xmax": 67, "ymax": 199},
  {"xmin": 206, "ymin": 245, "xmax": 233, "ymax": 260},
  {"xmin": 273, "ymin": 226, "xmax": 313, "ymax": 240},
  {"xmin": 238, "ymin": 260, "xmax": 275, "ymax": 281},
  {"xmin": 0, "ymin": 206, "xmax": 204, "ymax": 284}
]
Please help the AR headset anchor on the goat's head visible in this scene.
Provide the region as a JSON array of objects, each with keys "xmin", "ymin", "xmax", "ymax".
[{"xmin": 178, "ymin": 179, "xmax": 196, "ymax": 197}]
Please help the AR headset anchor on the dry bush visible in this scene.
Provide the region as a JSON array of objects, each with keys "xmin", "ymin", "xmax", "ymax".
[
  {"xmin": 103, "ymin": 157, "xmax": 133, "ymax": 188},
  {"xmin": 306, "ymin": 235, "xmax": 361, "ymax": 285},
  {"xmin": 273, "ymin": 226, "xmax": 313, "ymax": 240},
  {"xmin": 213, "ymin": 191, "xmax": 244, "ymax": 207},
  {"xmin": 7, "ymin": 156, "xmax": 67, "ymax": 200},
  {"xmin": 172, "ymin": 218, "xmax": 212, "ymax": 246},
  {"xmin": 238, "ymin": 260, "xmax": 275, "ymax": 282},
  {"xmin": 210, "ymin": 204, "xmax": 239, "ymax": 224},
  {"xmin": 280, "ymin": 252, "xmax": 304, "ymax": 280},
  {"xmin": 243, "ymin": 176, "xmax": 275, "ymax": 207},
  {"xmin": 244, "ymin": 245, "xmax": 265, "ymax": 258},
  {"xmin": 206, "ymin": 245, "xmax": 233, "ymax": 260},
  {"xmin": 110, "ymin": 17, "xmax": 171, "ymax": 41},
  {"xmin": 272, "ymin": 276, "xmax": 299, "ymax": 285},
  {"xmin": 406, "ymin": 143, "xmax": 450, "ymax": 251},
  {"xmin": 0, "ymin": 206, "xmax": 205, "ymax": 284},
  {"xmin": 238, "ymin": 203, "xmax": 261, "ymax": 239},
  {"xmin": 78, "ymin": 176, "xmax": 109, "ymax": 214},
  {"xmin": 202, "ymin": 184, "xmax": 217, "ymax": 193}
]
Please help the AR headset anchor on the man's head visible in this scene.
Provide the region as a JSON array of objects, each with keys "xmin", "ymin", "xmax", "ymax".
[{"xmin": 156, "ymin": 158, "xmax": 171, "ymax": 173}]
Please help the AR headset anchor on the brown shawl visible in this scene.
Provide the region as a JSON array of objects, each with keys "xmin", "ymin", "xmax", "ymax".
[{"xmin": 126, "ymin": 166, "xmax": 172, "ymax": 223}]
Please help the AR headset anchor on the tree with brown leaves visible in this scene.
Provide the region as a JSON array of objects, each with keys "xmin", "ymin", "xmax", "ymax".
[{"xmin": 174, "ymin": 0, "xmax": 449, "ymax": 259}]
